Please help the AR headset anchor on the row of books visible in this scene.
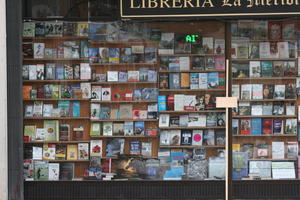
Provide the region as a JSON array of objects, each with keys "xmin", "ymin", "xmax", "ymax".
[
  {"xmin": 90, "ymin": 121, "xmax": 158, "ymax": 137},
  {"xmin": 22, "ymin": 63, "xmax": 91, "ymax": 80},
  {"xmin": 101, "ymin": 69, "xmax": 157, "ymax": 82},
  {"xmin": 159, "ymin": 113, "xmax": 225, "ymax": 128},
  {"xmin": 235, "ymin": 102, "xmax": 295, "ymax": 116},
  {"xmin": 91, "ymin": 103, "xmax": 157, "ymax": 120},
  {"xmin": 159, "ymin": 72, "xmax": 225, "ymax": 90},
  {"xmin": 89, "ymin": 47, "xmax": 157, "ymax": 64},
  {"xmin": 160, "ymin": 55, "xmax": 225, "ymax": 71},
  {"xmin": 24, "ymin": 124, "xmax": 84, "ymax": 142},
  {"xmin": 23, "ymin": 21, "xmax": 89, "ymax": 37},
  {"xmin": 231, "ymin": 20, "xmax": 298, "ymax": 40},
  {"xmin": 233, "ymin": 118, "xmax": 297, "ymax": 135},
  {"xmin": 232, "ymin": 60, "xmax": 297, "ymax": 78},
  {"xmin": 23, "ymin": 41, "xmax": 89, "ymax": 59},
  {"xmin": 158, "ymin": 94, "xmax": 217, "ymax": 111},
  {"xmin": 24, "ymin": 101, "xmax": 81, "ymax": 118},
  {"xmin": 233, "ymin": 141, "xmax": 298, "ymax": 159},
  {"xmin": 160, "ymin": 129, "xmax": 225, "ymax": 146},
  {"xmin": 231, "ymin": 41, "xmax": 297, "ymax": 59},
  {"xmin": 232, "ymin": 84, "xmax": 296, "ymax": 100},
  {"xmin": 23, "ymin": 83, "xmax": 91, "ymax": 99}
]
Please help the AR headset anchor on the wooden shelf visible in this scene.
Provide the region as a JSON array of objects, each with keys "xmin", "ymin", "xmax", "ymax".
[
  {"xmin": 238, "ymin": 99, "xmax": 297, "ymax": 102},
  {"xmin": 91, "ymin": 81, "xmax": 157, "ymax": 85},
  {"xmin": 24, "ymin": 117, "xmax": 90, "ymax": 120},
  {"xmin": 232, "ymin": 77, "xmax": 297, "ymax": 80},
  {"xmin": 159, "ymin": 89, "xmax": 225, "ymax": 92},
  {"xmin": 89, "ymin": 41, "xmax": 159, "ymax": 45},
  {"xmin": 90, "ymin": 63, "xmax": 158, "ymax": 66},
  {"xmin": 91, "ymin": 100, "xmax": 157, "ymax": 104},
  {"xmin": 23, "ymin": 58, "xmax": 87, "ymax": 61},
  {"xmin": 24, "ymin": 141, "xmax": 90, "ymax": 144},
  {"xmin": 23, "ymin": 36, "xmax": 88, "ymax": 40},
  {"xmin": 159, "ymin": 54, "xmax": 225, "ymax": 57},
  {"xmin": 23, "ymin": 98, "xmax": 88, "ymax": 101},
  {"xmin": 90, "ymin": 119, "xmax": 158, "ymax": 122},
  {"xmin": 231, "ymin": 58, "xmax": 297, "ymax": 61},
  {"xmin": 233, "ymin": 134, "xmax": 297, "ymax": 137},
  {"xmin": 159, "ymin": 70, "xmax": 225, "ymax": 73},
  {"xmin": 233, "ymin": 115, "xmax": 297, "ymax": 118},
  {"xmin": 159, "ymin": 126, "xmax": 225, "ymax": 130},
  {"xmin": 101, "ymin": 156, "xmax": 158, "ymax": 159},
  {"xmin": 159, "ymin": 110, "xmax": 225, "ymax": 114},
  {"xmin": 248, "ymin": 158, "xmax": 297, "ymax": 161},
  {"xmin": 33, "ymin": 159, "xmax": 90, "ymax": 162},
  {"xmin": 91, "ymin": 135, "xmax": 158, "ymax": 138},
  {"xmin": 232, "ymin": 39, "xmax": 297, "ymax": 43},
  {"xmin": 23, "ymin": 79, "xmax": 90, "ymax": 83},
  {"xmin": 160, "ymin": 145, "xmax": 225, "ymax": 148}
]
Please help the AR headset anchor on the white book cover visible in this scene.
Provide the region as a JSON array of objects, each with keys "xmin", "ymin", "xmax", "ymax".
[
  {"xmin": 169, "ymin": 130, "xmax": 181, "ymax": 146},
  {"xmin": 91, "ymin": 86, "xmax": 102, "ymax": 100},
  {"xmin": 202, "ymin": 37, "xmax": 214, "ymax": 54},
  {"xmin": 249, "ymin": 61, "xmax": 261, "ymax": 77},
  {"xmin": 158, "ymin": 33, "xmax": 174, "ymax": 55},
  {"xmin": 272, "ymin": 162, "xmax": 295, "ymax": 179},
  {"xmin": 127, "ymin": 71, "xmax": 139, "ymax": 81},
  {"xmin": 80, "ymin": 63, "xmax": 91, "ymax": 80},
  {"xmin": 179, "ymin": 115, "xmax": 189, "ymax": 127},
  {"xmin": 78, "ymin": 143, "xmax": 89, "ymax": 160},
  {"xmin": 48, "ymin": 163, "xmax": 60, "ymax": 180},
  {"xmin": 214, "ymin": 39, "xmax": 225, "ymax": 54},
  {"xmin": 33, "ymin": 101, "xmax": 43, "ymax": 117},
  {"xmin": 159, "ymin": 114, "xmax": 170, "ymax": 127},
  {"xmin": 188, "ymin": 113, "xmax": 206, "ymax": 127},
  {"xmin": 198, "ymin": 73, "xmax": 208, "ymax": 89},
  {"xmin": 42, "ymin": 144, "xmax": 56, "ymax": 160},
  {"xmin": 103, "ymin": 122, "xmax": 113, "ymax": 136},
  {"xmin": 232, "ymin": 84, "xmax": 240, "ymax": 99},
  {"xmin": 274, "ymin": 85, "xmax": 285, "ymax": 99},
  {"xmin": 192, "ymin": 130, "xmax": 203, "ymax": 145},
  {"xmin": 174, "ymin": 94, "xmax": 184, "ymax": 111},
  {"xmin": 183, "ymin": 95, "xmax": 196, "ymax": 111},
  {"xmin": 278, "ymin": 42, "xmax": 289, "ymax": 58},
  {"xmin": 286, "ymin": 105, "xmax": 295, "ymax": 115},
  {"xmin": 179, "ymin": 57, "xmax": 190, "ymax": 71},
  {"xmin": 249, "ymin": 161, "xmax": 271, "ymax": 178},
  {"xmin": 160, "ymin": 130, "xmax": 170, "ymax": 145},
  {"xmin": 259, "ymin": 42, "xmax": 271, "ymax": 58},
  {"xmin": 107, "ymin": 71, "xmax": 119, "ymax": 82},
  {"xmin": 32, "ymin": 146, "xmax": 43, "ymax": 160},
  {"xmin": 33, "ymin": 43, "xmax": 45, "ymax": 58},
  {"xmin": 124, "ymin": 121, "xmax": 134, "ymax": 136},
  {"xmin": 251, "ymin": 104, "xmax": 263, "ymax": 116},
  {"xmin": 252, "ymin": 84, "xmax": 263, "ymax": 99},
  {"xmin": 101, "ymin": 87, "xmax": 111, "ymax": 101},
  {"xmin": 43, "ymin": 104, "xmax": 53, "ymax": 117},
  {"xmin": 36, "ymin": 64, "xmax": 45, "ymax": 80},
  {"xmin": 272, "ymin": 142, "xmax": 285, "ymax": 159},
  {"xmin": 35, "ymin": 128, "xmax": 46, "ymax": 141},
  {"xmin": 29, "ymin": 65, "xmax": 37, "ymax": 80},
  {"xmin": 90, "ymin": 140, "xmax": 102, "ymax": 157},
  {"xmin": 241, "ymin": 84, "xmax": 252, "ymax": 100},
  {"xmin": 287, "ymin": 141, "xmax": 298, "ymax": 159},
  {"xmin": 80, "ymin": 83, "xmax": 91, "ymax": 98},
  {"xmin": 90, "ymin": 103, "xmax": 100, "ymax": 119}
]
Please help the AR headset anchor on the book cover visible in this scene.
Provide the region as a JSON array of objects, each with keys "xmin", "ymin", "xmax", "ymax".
[
  {"xmin": 252, "ymin": 84, "xmax": 263, "ymax": 99},
  {"xmin": 180, "ymin": 130, "xmax": 192, "ymax": 145},
  {"xmin": 205, "ymin": 56, "xmax": 215, "ymax": 70},
  {"xmin": 248, "ymin": 42, "xmax": 259, "ymax": 59},
  {"xmin": 285, "ymin": 118, "xmax": 297, "ymax": 135},
  {"xmin": 274, "ymin": 85, "xmax": 285, "ymax": 99},
  {"xmin": 42, "ymin": 144, "xmax": 56, "ymax": 160},
  {"xmin": 23, "ymin": 22, "xmax": 35, "ymax": 37},
  {"xmin": 192, "ymin": 130, "xmax": 203, "ymax": 145},
  {"xmin": 268, "ymin": 21, "xmax": 282, "ymax": 40},
  {"xmin": 44, "ymin": 22, "xmax": 63, "ymax": 37},
  {"xmin": 237, "ymin": 43, "xmax": 248, "ymax": 59},
  {"xmin": 249, "ymin": 61, "xmax": 261, "ymax": 77},
  {"xmin": 145, "ymin": 47, "xmax": 157, "ymax": 63},
  {"xmin": 190, "ymin": 73, "xmax": 199, "ymax": 89},
  {"xmin": 261, "ymin": 61, "xmax": 273, "ymax": 77},
  {"xmin": 90, "ymin": 140, "xmax": 102, "ymax": 157},
  {"xmin": 34, "ymin": 160, "xmax": 48, "ymax": 180},
  {"xmin": 251, "ymin": 118, "xmax": 262, "ymax": 135},
  {"xmin": 273, "ymin": 119, "xmax": 283, "ymax": 135},
  {"xmin": 232, "ymin": 63, "xmax": 249, "ymax": 78},
  {"xmin": 259, "ymin": 42, "xmax": 271, "ymax": 59},
  {"xmin": 134, "ymin": 121, "xmax": 144, "ymax": 135},
  {"xmin": 67, "ymin": 144, "xmax": 78, "ymax": 160},
  {"xmin": 108, "ymin": 48, "xmax": 120, "ymax": 63},
  {"xmin": 160, "ymin": 131, "xmax": 170, "ymax": 146},
  {"xmin": 169, "ymin": 130, "xmax": 181, "ymax": 146},
  {"xmin": 159, "ymin": 74, "xmax": 168, "ymax": 89},
  {"xmin": 124, "ymin": 121, "xmax": 134, "ymax": 136},
  {"xmin": 232, "ymin": 152, "xmax": 248, "ymax": 180},
  {"xmin": 241, "ymin": 144, "xmax": 254, "ymax": 159},
  {"xmin": 253, "ymin": 21, "xmax": 268, "ymax": 40},
  {"xmin": 141, "ymin": 142, "xmax": 152, "ymax": 157},
  {"xmin": 158, "ymin": 32, "xmax": 174, "ymax": 55},
  {"xmin": 59, "ymin": 163, "xmax": 74, "ymax": 180},
  {"xmin": 207, "ymin": 72, "xmax": 219, "ymax": 89},
  {"xmin": 272, "ymin": 142, "xmax": 284, "ymax": 159},
  {"xmin": 241, "ymin": 84, "xmax": 252, "ymax": 99},
  {"xmin": 198, "ymin": 73, "xmax": 208, "ymax": 89},
  {"xmin": 215, "ymin": 130, "xmax": 225, "ymax": 146},
  {"xmin": 180, "ymin": 73, "xmax": 190, "ymax": 89},
  {"xmin": 99, "ymin": 48, "xmax": 109, "ymax": 63},
  {"xmin": 48, "ymin": 163, "xmax": 60, "ymax": 181},
  {"xmin": 169, "ymin": 73, "xmax": 181, "ymax": 89},
  {"xmin": 130, "ymin": 141, "xmax": 141, "ymax": 155},
  {"xmin": 239, "ymin": 102, "xmax": 251, "ymax": 116},
  {"xmin": 33, "ymin": 43, "xmax": 45, "ymax": 59},
  {"xmin": 101, "ymin": 87, "xmax": 111, "ymax": 101},
  {"xmin": 287, "ymin": 141, "xmax": 298, "ymax": 159},
  {"xmin": 158, "ymin": 96, "xmax": 167, "ymax": 111},
  {"xmin": 284, "ymin": 61, "xmax": 297, "ymax": 76},
  {"xmin": 203, "ymin": 130, "xmax": 215, "ymax": 145},
  {"xmin": 240, "ymin": 119, "xmax": 251, "ymax": 135},
  {"xmin": 191, "ymin": 56, "xmax": 205, "ymax": 70}
]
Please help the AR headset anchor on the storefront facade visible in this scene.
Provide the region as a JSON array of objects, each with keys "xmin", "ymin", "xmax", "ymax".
[{"xmin": 6, "ymin": 0, "xmax": 300, "ymax": 199}]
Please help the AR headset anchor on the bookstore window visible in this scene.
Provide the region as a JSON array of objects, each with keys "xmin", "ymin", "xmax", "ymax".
[
  {"xmin": 22, "ymin": 20, "xmax": 227, "ymax": 181},
  {"xmin": 231, "ymin": 19, "xmax": 300, "ymax": 180}
]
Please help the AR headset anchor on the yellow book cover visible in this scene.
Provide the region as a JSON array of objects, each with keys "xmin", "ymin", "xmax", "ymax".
[
  {"xmin": 180, "ymin": 73, "xmax": 190, "ymax": 89},
  {"xmin": 233, "ymin": 144, "xmax": 240, "ymax": 152},
  {"xmin": 67, "ymin": 144, "xmax": 78, "ymax": 160}
]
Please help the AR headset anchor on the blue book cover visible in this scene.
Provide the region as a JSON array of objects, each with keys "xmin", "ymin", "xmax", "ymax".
[
  {"xmin": 70, "ymin": 85, "xmax": 81, "ymax": 98},
  {"xmin": 130, "ymin": 141, "xmax": 141, "ymax": 155},
  {"xmin": 163, "ymin": 166, "xmax": 184, "ymax": 179},
  {"xmin": 88, "ymin": 48, "xmax": 99, "ymax": 63},
  {"xmin": 207, "ymin": 72, "xmax": 219, "ymax": 89},
  {"xmin": 100, "ymin": 105, "xmax": 111, "ymax": 119},
  {"xmin": 232, "ymin": 152, "xmax": 248, "ymax": 180},
  {"xmin": 118, "ymin": 70, "xmax": 128, "ymax": 82},
  {"xmin": 170, "ymin": 152, "xmax": 184, "ymax": 163},
  {"xmin": 58, "ymin": 100, "xmax": 70, "ymax": 117},
  {"xmin": 251, "ymin": 118, "xmax": 262, "ymax": 135},
  {"xmin": 55, "ymin": 66, "xmax": 64, "ymax": 80},
  {"xmin": 134, "ymin": 121, "xmax": 145, "ymax": 135},
  {"xmin": 158, "ymin": 96, "xmax": 167, "ymax": 111},
  {"xmin": 72, "ymin": 101, "xmax": 80, "ymax": 117},
  {"xmin": 190, "ymin": 73, "xmax": 199, "ymax": 89},
  {"xmin": 169, "ymin": 73, "xmax": 181, "ymax": 89},
  {"xmin": 298, "ymin": 125, "xmax": 300, "ymax": 140},
  {"xmin": 109, "ymin": 48, "xmax": 120, "ymax": 63}
]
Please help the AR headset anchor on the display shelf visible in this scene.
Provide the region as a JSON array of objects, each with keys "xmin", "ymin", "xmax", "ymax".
[
  {"xmin": 232, "ymin": 77, "xmax": 297, "ymax": 81},
  {"xmin": 23, "ymin": 58, "xmax": 87, "ymax": 61},
  {"xmin": 23, "ymin": 79, "xmax": 90, "ymax": 83},
  {"xmin": 91, "ymin": 81, "xmax": 157, "ymax": 85},
  {"xmin": 238, "ymin": 99, "xmax": 297, "ymax": 102},
  {"xmin": 159, "ymin": 110, "xmax": 225, "ymax": 114},
  {"xmin": 23, "ymin": 98, "xmax": 89, "ymax": 101},
  {"xmin": 33, "ymin": 159, "xmax": 90, "ymax": 162},
  {"xmin": 101, "ymin": 156, "xmax": 158, "ymax": 159},
  {"xmin": 233, "ymin": 115, "xmax": 297, "ymax": 118},
  {"xmin": 159, "ymin": 69, "xmax": 225, "ymax": 73},
  {"xmin": 159, "ymin": 126, "xmax": 225, "ymax": 130},
  {"xmin": 159, "ymin": 54, "xmax": 225, "ymax": 57},
  {"xmin": 90, "ymin": 119, "xmax": 158, "ymax": 122},
  {"xmin": 90, "ymin": 63, "xmax": 158, "ymax": 66},
  {"xmin": 231, "ymin": 39, "xmax": 298, "ymax": 43},
  {"xmin": 24, "ymin": 141, "xmax": 90, "ymax": 144},
  {"xmin": 159, "ymin": 145, "xmax": 225, "ymax": 148},
  {"xmin": 233, "ymin": 134, "xmax": 297, "ymax": 137},
  {"xmin": 24, "ymin": 117, "xmax": 90, "ymax": 120},
  {"xmin": 248, "ymin": 158, "xmax": 297, "ymax": 161},
  {"xmin": 90, "ymin": 100, "xmax": 157, "ymax": 103},
  {"xmin": 23, "ymin": 36, "xmax": 88, "ymax": 40},
  {"xmin": 159, "ymin": 89, "xmax": 225, "ymax": 92},
  {"xmin": 90, "ymin": 135, "xmax": 158, "ymax": 138},
  {"xmin": 231, "ymin": 58, "xmax": 297, "ymax": 61},
  {"xmin": 89, "ymin": 41, "xmax": 159, "ymax": 45}
]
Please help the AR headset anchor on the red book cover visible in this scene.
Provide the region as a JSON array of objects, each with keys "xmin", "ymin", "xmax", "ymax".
[
  {"xmin": 124, "ymin": 89, "xmax": 133, "ymax": 101},
  {"xmin": 240, "ymin": 119, "xmax": 251, "ymax": 135},
  {"xmin": 23, "ymin": 136, "xmax": 30, "ymax": 142},
  {"xmin": 132, "ymin": 110, "xmax": 140, "ymax": 120},
  {"xmin": 268, "ymin": 21, "xmax": 282, "ymax": 40},
  {"xmin": 262, "ymin": 119, "xmax": 273, "ymax": 135},
  {"xmin": 112, "ymin": 90, "xmax": 123, "ymax": 101},
  {"xmin": 37, "ymin": 86, "xmax": 44, "ymax": 98},
  {"xmin": 146, "ymin": 129, "xmax": 158, "ymax": 136},
  {"xmin": 167, "ymin": 95, "xmax": 174, "ymax": 110}
]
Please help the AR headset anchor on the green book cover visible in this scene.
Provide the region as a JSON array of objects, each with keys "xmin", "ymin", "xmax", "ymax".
[
  {"xmin": 90, "ymin": 122, "xmax": 101, "ymax": 136},
  {"xmin": 261, "ymin": 61, "xmax": 273, "ymax": 77},
  {"xmin": 58, "ymin": 100, "xmax": 70, "ymax": 117},
  {"xmin": 52, "ymin": 84, "xmax": 60, "ymax": 98},
  {"xmin": 34, "ymin": 160, "xmax": 49, "ymax": 180},
  {"xmin": 44, "ymin": 120, "xmax": 59, "ymax": 141},
  {"xmin": 24, "ymin": 125, "xmax": 36, "ymax": 137}
]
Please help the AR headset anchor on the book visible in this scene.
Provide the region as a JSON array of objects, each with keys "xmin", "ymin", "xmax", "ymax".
[
  {"xmin": 198, "ymin": 73, "xmax": 208, "ymax": 89},
  {"xmin": 145, "ymin": 47, "xmax": 157, "ymax": 63},
  {"xmin": 252, "ymin": 84, "xmax": 263, "ymax": 99},
  {"xmin": 23, "ymin": 22, "xmax": 35, "ymax": 37},
  {"xmin": 107, "ymin": 71, "xmax": 119, "ymax": 82},
  {"xmin": 274, "ymin": 85, "xmax": 285, "ymax": 99},
  {"xmin": 80, "ymin": 63, "xmax": 91, "ymax": 80},
  {"xmin": 180, "ymin": 73, "xmax": 190, "ymax": 89},
  {"xmin": 262, "ymin": 119, "xmax": 273, "ymax": 135},
  {"xmin": 273, "ymin": 119, "xmax": 283, "ymax": 134},
  {"xmin": 160, "ymin": 131, "xmax": 170, "ymax": 146},
  {"xmin": 169, "ymin": 73, "xmax": 180, "ymax": 89},
  {"xmin": 272, "ymin": 162, "xmax": 295, "ymax": 179},
  {"xmin": 67, "ymin": 144, "xmax": 78, "ymax": 160},
  {"xmin": 237, "ymin": 43, "xmax": 248, "ymax": 59},
  {"xmin": 59, "ymin": 163, "xmax": 74, "ymax": 180},
  {"xmin": 259, "ymin": 42, "xmax": 271, "ymax": 59},
  {"xmin": 285, "ymin": 83, "xmax": 296, "ymax": 99},
  {"xmin": 249, "ymin": 161, "xmax": 271, "ymax": 178},
  {"xmin": 284, "ymin": 61, "xmax": 297, "ymax": 76},
  {"xmin": 241, "ymin": 84, "xmax": 252, "ymax": 99},
  {"xmin": 42, "ymin": 144, "xmax": 56, "ymax": 160},
  {"xmin": 90, "ymin": 140, "xmax": 102, "ymax": 157},
  {"xmin": 241, "ymin": 144, "xmax": 254, "ymax": 159},
  {"xmin": 141, "ymin": 142, "xmax": 152, "ymax": 157},
  {"xmin": 251, "ymin": 118, "xmax": 262, "ymax": 135},
  {"xmin": 287, "ymin": 141, "xmax": 298, "ymax": 159},
  {"xmin": 169, "ymin": 130, "xmax": 181, "ymax": 146},
  {"xmin": 248, "ymin": 42, "xmax": 259, "ymax": 59},
  {"xmin": 190, "ymin": 73, "xmax": 199, "ymax": 89},
  {"xmin": 239, "ymin": 102, "xmax": 250, "ymax": 116},
  {"xmin": 48, "ymin": 163, "xmax": 60, "ymax": 181},
  {"xmin": 130, "ymin": 141, "xmax": 141, "ymax": 155},
  {"xmin": 34, "ymin": 161, "xmax": 48, "ymax": 180},
  {"xmin": 134, "ymin": 121, "xmax": 144, "ymax": 135},
  {"xmin": 124, "ymin": 121, "xmax": 134, "ymax": 136},
  {"xmin": 159, "ymin": 32, "xmax": 174, "ymax": 55},
  {"xmin": 273, "ymin": 102, "xmax": 285, "ymax": 115},
  {"xmin": 180, "ymin": 130, "xmax": 192, "ymax": 145},
  {"xmin": 33, "ymin": 43, "xmax": 44, "ymax": 58},
  {"xmin": 256, "ymin": 144, "xmax": 269, "ymax": 158},
  {"xmin": 272, "ymin": 142, "xmax": 285, "ymax": 159},
  {"xmin": 108, "ymin": 48, "xmax": 120, "ymax": 63},
  {"xmin": 207, "ymin": 72, "xmax": 219, "ymax": 89},
  {"xmin": 232, "ymin": 63, "xmax": 249, "ymax": 78},
  {"xmin": 240, "ymin": 119, "xmax": 251, "ymax": 135},
  {"xmin": 159, "ymin": 114, "xmax": 170, "ymax": 127},
  {"xmin": 101, "ymin": 87, "xmax": 111, "ymax": 101},
  {"xmin": 32, "ymin": 146, "xmax": 43, "ymax": 160},
  {"xmin": 203, "ymin": 130, "xmax": 215, "ymax": 145},
  {"xmin": 191, "ymin": 56, "xmax": 205, "ymax": 70},
  {"xmin": 268, "ymin": 21, "xmax": 282, "ymax": 40},
  {"xmin": 285, "ymin": 118, "xmax": 297, "ymax": 135},
  {"xmin": 206, "ymin": 56, "xmax": 215, "ymax": 70},
  {"xmin": 59, "ymin": 124, "xmax": 70, "ymax": 141},
  {"xmin": 192, "ymin": 130, "xmax": 203, "ymax": 145},
  {"xmin": 261, "ymin": 61, "xmax": 273, "ymax": 77},
  {"xmin": 128, "ymin": 71, "xmax": 139, "ymax": 82}
]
